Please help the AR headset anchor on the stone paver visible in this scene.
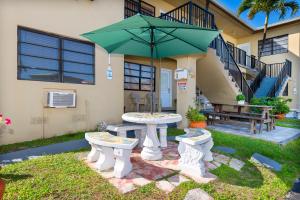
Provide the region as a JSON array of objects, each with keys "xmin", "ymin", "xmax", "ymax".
[
  {"xmin": 213, "ymin": 146, "xmax": 236, "ymax": 154},
  {"xmin": 213, "ymin": 153, "xmax": 230, "ymax": 165},
  {"xmin": 208, "ymin": 123, "xmax": 300, "ymax": 144},
  {"xmin": 181, "ymin": 171, "xmax": 217, "ymax": 184},
  {"xmin": 167, "ymin": 174, "xmax": 190, "ymax": 186},
  {"xmin": 156, "ymin": 180, "xmax": 175, "ymax": 193},
  {"xmin": 108, "ymin": 178, "xmax": 136, "ymax": 194},
  {"xmin": 205, "ymin": 161, "xmax": 218, "ymax": 170},
  {"xmin": 229, "ymin": 158, "xmax": 245, "ymax": 171},
  {"xmin": 99, "ymin": 170, "xmax": 115, "ymax": 179},
  {"xmin": 184, "ymin": 188, "xmax": 214, "ymax": 200},
  {"xmin": 285, "ymin": 191, "xmax": 300, "ymax": 200},
  {"xmin": 292, "ymin": 178, "xmax": 300, "ymax": 193},
  {"xmin": 85, "ymin": 141, "xmax": 185, "ymax": 193},
  {"xmin": 212, "ymin": 161, "xmax": 221, "ymax": 167},
  {"xmin": 251, "ymin": 153, "xmax": 282, "ymax": 171},
  {"xmin": 126, "ymin": 172, "xmax": 151, "ymax": 186}
]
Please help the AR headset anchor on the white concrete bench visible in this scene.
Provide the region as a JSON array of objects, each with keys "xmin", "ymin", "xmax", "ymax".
[
  {"xmin": 106, "ymin": 123, "xmax": 169, "ymax": 148},
  {"xmin": 106, "ymin": 123, "xmax": 146, "ymax": 147},
  {"xmin": 175, "ymin": 128, "xmax": 214, "ymax": 178},
  {"xmin": 85, "ymin": 132, "xmax": 138, "ymax": 178}
]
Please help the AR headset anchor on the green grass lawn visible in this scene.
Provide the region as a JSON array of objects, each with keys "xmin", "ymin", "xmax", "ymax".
[
  {"xmin": 276, "ymin": 118, "xmax": 300, "ymax": 129},
  {"xmin": 1, "ymin": 128, "xmax": 299, "ymax": 199},
  {"xmin": 0, "ymin": 131, "xmax": 86, "ymax": 154}
]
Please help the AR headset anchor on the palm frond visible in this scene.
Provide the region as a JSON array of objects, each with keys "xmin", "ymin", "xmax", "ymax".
[
  {"xmin": 284, "ymin": 1, "xmax": 300, "ymax": 15},
  {"xmin": 237, "ymin": 0, "xmax": 254, "ymax": 16}
]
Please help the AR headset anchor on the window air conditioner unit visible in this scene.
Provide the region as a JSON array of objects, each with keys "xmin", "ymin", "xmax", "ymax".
[{"xmin": 47, "ymin": 91, "xmax": 76, "ymax": 108}]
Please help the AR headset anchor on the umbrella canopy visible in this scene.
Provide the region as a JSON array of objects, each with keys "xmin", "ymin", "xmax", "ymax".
[{"xmin": 82, "ymin": 14, "xmax": 219, "ymax": 113}]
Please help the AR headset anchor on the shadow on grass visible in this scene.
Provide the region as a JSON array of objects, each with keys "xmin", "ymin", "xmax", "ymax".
[
  {"xmin": 0, "ymin": 173, "xmax": 32, "ymax": 182},
  {"xmin": 211, "ymin": 161, "xmax": 264, "ymax": 188}
]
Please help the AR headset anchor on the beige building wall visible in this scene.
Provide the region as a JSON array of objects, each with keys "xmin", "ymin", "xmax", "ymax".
[
  {"xmin": 196, "ymin": 49, "xmax": 239, "ymax": 104},
  {"xmin": 0, "ymin": 0, "xmax": 125, "ymax": 145},
  {"xmin": 143, "ymin": 0, "xmax": 175, "ymax": 16},
  {"xmin": 237, "ymin": 22, "xmax": 300, "ymax": 109}
]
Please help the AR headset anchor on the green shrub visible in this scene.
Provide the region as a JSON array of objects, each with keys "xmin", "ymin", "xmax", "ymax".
[
  {"xmin": 186, "ymin": 106, "xmax": 207, "ymax": 122},
  {"xmin": 236, "ymin": 94, "xmax": 246, "ymax": 101},
  {"xmin": 250, "ymin": 97, "xmax": 291, "ymax": 115}
]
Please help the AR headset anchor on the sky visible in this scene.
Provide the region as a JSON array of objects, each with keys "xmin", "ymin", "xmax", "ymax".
[{"xmin": 217, "ymin": 0, "xmax": 300, "ymax": 28}]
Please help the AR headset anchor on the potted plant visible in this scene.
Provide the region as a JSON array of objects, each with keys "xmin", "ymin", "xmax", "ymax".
[
  {"xmin": 186, "ymin": 106, "xmax": 207, "ymax": 128},
  {"xmin": 272, "ymin": 98, "xmax": 291, "ymax": 119},
  {"xmin": 0, "ymin": 113, "xmax": 11, "ymax": 199},
  {"xmin": 236, "ymin": 94, "xmax": 246, "ymax": 105},
  {"xmin": 250, "ymin": 97, "xmax": 291, "ymax": 119}
]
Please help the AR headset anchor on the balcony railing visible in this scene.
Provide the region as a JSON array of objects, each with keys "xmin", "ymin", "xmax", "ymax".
[
  {"xmin": 161, "ymin": 1, "xmax": 253, "ymax": 102},
  {"xmin": 228, "ymin": 44, "xmax": 267, "ymax": 72},
  {"xmin": 124, "ymin": 0, "xmax": 155, "ymax": 18},
  {"xmin": 160, "ymin": 2, "xmax": 215, "ymax": 29}
]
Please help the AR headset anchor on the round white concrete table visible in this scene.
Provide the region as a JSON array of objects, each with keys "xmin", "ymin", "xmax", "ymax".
[{"xmin": 122, "ymin": 112, "xmax": 182, "ymax": 160}]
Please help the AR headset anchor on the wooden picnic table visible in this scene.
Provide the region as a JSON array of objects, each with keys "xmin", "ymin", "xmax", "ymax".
[
  {"xmin": 212, "ymin": 103, "xmax": 273, "ymax": 114},
  {"xmin": 206, "ymin": 103, "xmax": 274, "ymax": 134}
]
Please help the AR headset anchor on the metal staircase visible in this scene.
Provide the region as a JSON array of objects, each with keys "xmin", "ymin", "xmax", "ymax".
[
  {"xmin": 251, "ymin": 60, "xmax": 291, "ymax": 97},
  {"xmin": 126, "ymin": 0, "xmax": 292, "ymax": 101},
  {"xmin": 160, "ymin": 1, "xmax": 254, "ymax": 102}
]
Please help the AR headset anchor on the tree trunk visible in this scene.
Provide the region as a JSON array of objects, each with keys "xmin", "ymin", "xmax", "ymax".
[{"xmin": 258, "ymin": 14, "xmax": 269, "ymax": 62}]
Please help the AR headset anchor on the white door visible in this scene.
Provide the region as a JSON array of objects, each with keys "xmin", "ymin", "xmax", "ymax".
[{"xmin": 160, "ymin": 69, "xmax": 172, "ymax": 108}]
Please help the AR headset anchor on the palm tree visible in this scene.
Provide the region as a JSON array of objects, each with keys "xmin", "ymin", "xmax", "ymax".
[{"xmin": 238, "ymin": 0, "xmax": 299, "ymax": 61}]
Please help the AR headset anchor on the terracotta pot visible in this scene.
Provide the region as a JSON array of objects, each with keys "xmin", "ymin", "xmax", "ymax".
[
  {"xmin": 189, "ymin": 121, "xmax": 207, "ymax": 129},
  {"xmin": 0, "ymin": 179, "xmax": 5, "ymax": 200},
  {"xmin": 276, "ymin": 114, "xmax": 285, "ymax": 120}
]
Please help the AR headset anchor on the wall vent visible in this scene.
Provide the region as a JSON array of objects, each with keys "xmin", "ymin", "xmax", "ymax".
[{"xmin": 47, "ymin": 91, "xmax": 76, "ymax": 108}]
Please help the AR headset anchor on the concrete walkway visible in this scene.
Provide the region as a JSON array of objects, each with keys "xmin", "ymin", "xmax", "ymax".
[
  {"xmin": 0, "ymin": 139, "xmax": 89, "ymax": 166},
  {"xmin": 209, "ymin": 122, "xmax": 300, "ymax": 144}
]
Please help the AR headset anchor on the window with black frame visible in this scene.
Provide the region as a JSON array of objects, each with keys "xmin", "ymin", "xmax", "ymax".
[
  {"xmin": 258, "ymin": 35, "xmax": 288, "ymax": 56},
  {"xmin": 124, "ymin": 62, "xmax": 155, "ymax": 91},
  {"xmin": 18, "ymin": 27, "xmax": 95, "ymax": 84}
]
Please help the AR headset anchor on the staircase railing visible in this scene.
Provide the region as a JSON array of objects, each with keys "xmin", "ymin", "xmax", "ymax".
[
  {"xmin": 229, "ymin": 45, "xmax": 267, "ymax": 71},
  {"xmin": 267, "ymin": 59, "xmax": 292, "ymax": 97},
  {"xmin": 250, "ymin": 63, "xmax": 267, "ymax": 93},
  {"xmin": 160, "ymin": 1, "xmax": 254, "ymax": 102},
  {"xmin": 267, "ymin": 62, "xmax": 285, "ymax": 77}
]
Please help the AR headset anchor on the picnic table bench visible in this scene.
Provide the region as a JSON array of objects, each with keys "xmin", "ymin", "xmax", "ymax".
[
  {"xmin": 85, "ymin": 132, "xmax": 138, "ymax": 178},
  {"xmin": 205, "ymin": 103, "xmax": 275, "ymax": 134}
]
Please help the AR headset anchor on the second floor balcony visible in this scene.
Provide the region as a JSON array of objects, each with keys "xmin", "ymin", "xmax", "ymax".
[
  {"xmin": 124, "ymin": 1, "xmax": 277, "ymax": 74},
  {"xmin": 125, "ymin": 0, "xmax": 155, "ymax": 18}
]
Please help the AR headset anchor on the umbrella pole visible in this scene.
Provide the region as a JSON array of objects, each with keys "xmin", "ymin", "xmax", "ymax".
[{"xmin": 150, "ymin": 28, "xmax": 154, "ymax": 114}]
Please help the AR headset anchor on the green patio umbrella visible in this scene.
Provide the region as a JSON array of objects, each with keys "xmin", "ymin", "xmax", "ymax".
[{"xmin": 82, "ymin": 14, "xmax": 219, "ymax": 113}]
